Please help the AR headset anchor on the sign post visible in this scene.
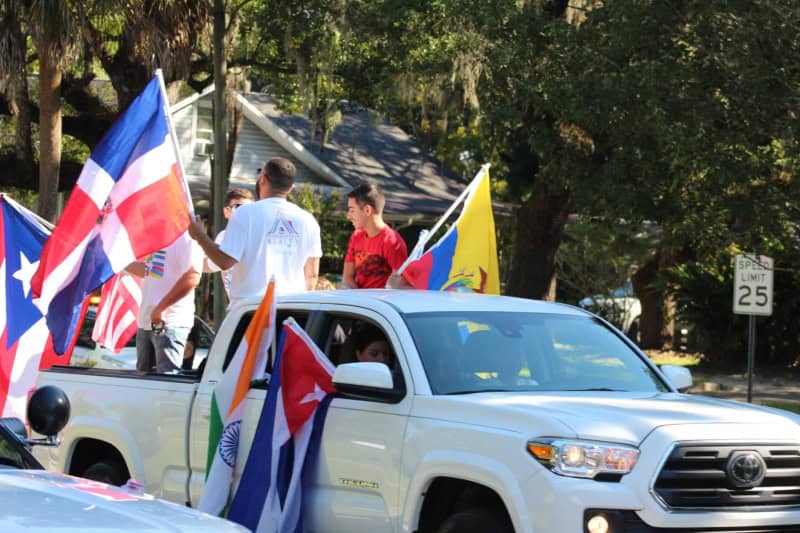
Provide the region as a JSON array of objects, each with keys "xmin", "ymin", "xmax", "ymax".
[{"xmin": 733, "ymin": 254, "xmax": 773, "ymax": 403}]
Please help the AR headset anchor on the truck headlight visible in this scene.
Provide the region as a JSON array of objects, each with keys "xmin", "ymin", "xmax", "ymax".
[{"xmin": 527, "ymin": 439, "xmax": 639, "ymax": 479}]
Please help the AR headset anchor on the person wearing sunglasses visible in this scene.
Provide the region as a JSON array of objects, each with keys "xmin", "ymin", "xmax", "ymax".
[
  {"xmin": 204, "ymin": 188, "xmax": 255, "ymax": 297},
  {"xmin": 189, "ymin": 157, "xmax": 322, "ymax": 304}
]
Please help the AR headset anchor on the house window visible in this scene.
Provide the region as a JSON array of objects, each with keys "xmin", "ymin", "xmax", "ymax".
[{"xmin": 195, "ymin": 106, "xmax": 213, "ymax": 156}]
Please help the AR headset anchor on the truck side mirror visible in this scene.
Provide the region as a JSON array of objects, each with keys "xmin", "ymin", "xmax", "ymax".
[
  {"xmin": 27, "ymin": 385, "xmax": 71, "ymax": 439},
  {"xmin": 333, "ymin": 362, "xmax": 404, "ymax": 403},
  {"xmin": 660, "ymin": 365, "xmax": 693, "ymax": 392}
]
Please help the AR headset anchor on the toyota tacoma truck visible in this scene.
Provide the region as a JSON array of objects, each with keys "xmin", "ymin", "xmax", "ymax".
[{"xmin": 33, "ymin": 290, "xmax": 800, "ymax": 532}]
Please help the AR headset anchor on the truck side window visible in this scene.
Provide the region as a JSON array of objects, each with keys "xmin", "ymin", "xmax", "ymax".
[
  {"xmin": 320, "ymin": 314, "xmax": 405, "ymax": 396},
  {"xmin": 221, "ymin": 311, "xmax": 252, "ymax": 372},
  {"xmin": 323, "ymin": 318, "xmax": 356, "ymax": 366},
  {"xmin": 75, "ymin": 312, "xmax": 97, "ymax": 349},
  {"xmin": 221, "ymin": 310, "xmax": 309, "ymax": 373},
  {"xmin": 268, "ymin": 310, "xmax": 308, "ymax": 374}
]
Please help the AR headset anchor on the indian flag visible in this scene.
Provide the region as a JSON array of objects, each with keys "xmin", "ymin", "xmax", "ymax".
[{"xmin": 198, "ymin": 278, "xmax": 276, "ymax": 516}]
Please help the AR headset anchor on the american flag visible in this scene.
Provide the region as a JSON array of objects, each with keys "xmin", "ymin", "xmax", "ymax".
[{"xmin": 92, "ymin": 272, "xmax": 143, "ymax": 353}]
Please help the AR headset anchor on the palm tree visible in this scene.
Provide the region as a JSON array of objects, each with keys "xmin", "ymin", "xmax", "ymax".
[{"xmin": 27, "ymin": 0, "xmax": 76, "ymax": 221}]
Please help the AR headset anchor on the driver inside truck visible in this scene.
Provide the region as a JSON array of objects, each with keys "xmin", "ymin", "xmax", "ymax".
[{"xmin": 352, "ymin": 322, "xmax": 394, "ymax": 367}]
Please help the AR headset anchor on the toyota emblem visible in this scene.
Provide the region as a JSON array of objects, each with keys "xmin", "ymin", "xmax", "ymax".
[{"xmin": 726, "ymin": 451, "xmax": 767, "ymax": 488}]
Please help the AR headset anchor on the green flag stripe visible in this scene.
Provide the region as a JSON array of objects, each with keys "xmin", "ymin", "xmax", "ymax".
[{"xmin": 205, "ymin": 393, "xmax": 223, "ymax": 477}]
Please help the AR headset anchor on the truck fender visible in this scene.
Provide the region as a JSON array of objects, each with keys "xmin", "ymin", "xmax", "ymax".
[
  {"xmin": 401, "ymin": 450, "xmax": 532, "ymax": 533},
  {"xmin": 60, "ymin": 417, "xmax": 145, "ymax": 483}
]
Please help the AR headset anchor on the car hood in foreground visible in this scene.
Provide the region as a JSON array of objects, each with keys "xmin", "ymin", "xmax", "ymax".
[
  {"xmin": 413, "ymin": 392, "xmax": 800, "ymax": 444},
  {"xmin": 0, "ymin": 470, "xmax": 246, "ymax": 532}
]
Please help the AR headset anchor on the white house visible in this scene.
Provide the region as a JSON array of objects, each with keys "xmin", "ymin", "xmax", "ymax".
[{"xmin": 170, "ymin": 88, "xmax": 465, "ymax": 225}]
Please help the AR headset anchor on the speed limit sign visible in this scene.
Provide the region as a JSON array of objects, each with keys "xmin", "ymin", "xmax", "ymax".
[{"xmin": 733, "ymin": 254, "xmax": 773, "ymax": 316}]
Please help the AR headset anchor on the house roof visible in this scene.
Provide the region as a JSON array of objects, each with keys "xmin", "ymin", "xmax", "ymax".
[{"xmin": 240, "ymin": 93, "xmax": 466, "ymax": 218}]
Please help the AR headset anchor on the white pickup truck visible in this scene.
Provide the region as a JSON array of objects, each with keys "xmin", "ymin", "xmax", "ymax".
[{"xmin": 34, "ymin": 290, "xmax": 800, "ymax": 532}]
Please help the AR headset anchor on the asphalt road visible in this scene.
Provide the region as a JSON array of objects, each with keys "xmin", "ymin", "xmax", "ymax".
[{"xmin": 689, "ymin": 371, "xmax": 800, "ymax": 405}]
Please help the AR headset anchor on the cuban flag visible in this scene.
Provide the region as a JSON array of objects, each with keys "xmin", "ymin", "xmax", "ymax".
[
  {"xmin": 31, "ymin": 71, "xmax": 192, "ymax": 354},
  {"xmin": 227, "ymin": 317, "xmax": 335, "ymax": 533},
  {"xmin": 0, "ymin": 196, "xmax": 61, "ymax": 419}
]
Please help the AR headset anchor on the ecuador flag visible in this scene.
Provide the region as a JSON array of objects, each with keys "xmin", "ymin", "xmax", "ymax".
[{"xmin": 401, "ymin": 165, "xmax": 500, "ymax": 294}]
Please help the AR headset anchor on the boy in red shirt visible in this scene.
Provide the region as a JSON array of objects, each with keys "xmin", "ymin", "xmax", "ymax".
[{"xmin": 342, "ymin": 183, "xmax": 408, "ymax": 288}]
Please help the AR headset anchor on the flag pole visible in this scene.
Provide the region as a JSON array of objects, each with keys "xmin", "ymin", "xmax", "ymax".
[
  {"xmin": 2, "ymin": 195, "xmax": 54, "ymax": 231},
  {"xmin": 155, "ymin": 69, "xmax": 195, "ymax": 216},
  {"xmin": 395, "ymin": 163, "xmax": 490, "ymax": 275}
]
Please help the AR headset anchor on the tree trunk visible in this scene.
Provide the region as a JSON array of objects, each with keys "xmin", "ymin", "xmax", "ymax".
[
  {"xmin": 506, "ymin": 181, "xmax": 572, "ymax": 300},
  {"xmin": 37, "ymin": 46, "xmax": 62, "ymax": 221},
  {"xmin": 13, "ymin": 80, "xmax": 35, "ymax": 177},
  {"xmin": 6, "ymin": 6, "xmax": 34, "ymax": 177},
  {"xmin": 631, "ymin": 250, "xmax": 677, "ymax": 350}
]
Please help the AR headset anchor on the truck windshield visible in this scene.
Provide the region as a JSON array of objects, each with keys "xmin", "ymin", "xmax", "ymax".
[{"xmin": 403, "ymin": 312, "xmax": 669, "ymax": 395}]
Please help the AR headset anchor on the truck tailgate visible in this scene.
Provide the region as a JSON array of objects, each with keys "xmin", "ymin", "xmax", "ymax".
[{"xmin": 33, "ymin": 366, "xmax": 199, "ymax": 503}]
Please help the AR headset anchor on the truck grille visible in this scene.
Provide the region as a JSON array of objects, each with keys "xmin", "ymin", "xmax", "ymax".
[{"xmin": 653, "ymin": 444, "xmax": 800, "ymax": 509}]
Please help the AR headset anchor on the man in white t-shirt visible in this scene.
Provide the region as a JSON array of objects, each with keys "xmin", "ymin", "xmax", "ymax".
[
  {"xmin": 189, "ymin": 157, "xmax": 322, "ymax": 307},
  {"xmin": 127, "ymin": 232, "xmax": 204, "ymax": 373},
  {"xmin": 204, "ymin": 187, "xmax": 256, "ymax": 297}
]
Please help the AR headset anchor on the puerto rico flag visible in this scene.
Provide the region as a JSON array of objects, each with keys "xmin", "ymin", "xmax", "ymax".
[
  {"xmin": 0, "ymin": 196, "xmax": 62, "ymax": 419},
  {"xmin": 92, "ymin": 271, "xmax": 143, "ymax": 353},
  {"xmin": 31, "ymin": 72, "xmax": 192, "ymax": 353},
  {"xmin": 228, "ymin": 317, "xmax": 335, "ymax": 532}
]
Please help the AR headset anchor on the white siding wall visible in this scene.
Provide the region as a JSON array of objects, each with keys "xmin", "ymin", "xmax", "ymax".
[
  {"xmin": 173, "ymin": 97, "xmax": 327, "ymax": 199},
  {"xmin": 229, "ymin": 120, "xmax": 321, "ymax": 189}
]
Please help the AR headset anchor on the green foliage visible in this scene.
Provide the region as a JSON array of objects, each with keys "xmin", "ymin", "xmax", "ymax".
[
  {"xmin": 0, "ymin": 188, "xmax": 39, "ymax": 211},
  {"xmin": 667, "ymin": 244, "xmax": 800, "ymax": 370},
  {"xmin": 288, "ymin": 184, "xmax": 351, "ymax": 274},
  {"xmin": 557, "ymin": 218, "xmax": 657, "ymax": 305}
]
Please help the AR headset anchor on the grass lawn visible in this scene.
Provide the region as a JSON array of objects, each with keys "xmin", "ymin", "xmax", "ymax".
[
  {"xmin": 644, "ymin": 350, "xmax": 703, "ymax": 367},
  {"xmin": 763, "ymin": 401, "xmax": 800, "ymax": 414}
]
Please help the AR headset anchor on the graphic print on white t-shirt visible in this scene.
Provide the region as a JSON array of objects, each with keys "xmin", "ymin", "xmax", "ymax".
[
  {"xmin": 145, "ymin": 250, "xmax": 167, "ymax": 278},
  {"xmin": 138, "ymin": 233, "xmax": 203, "ymax": 329},
  {"xmin": 267, "ymin": 211, "xmax": 300, "ymax": 253}
]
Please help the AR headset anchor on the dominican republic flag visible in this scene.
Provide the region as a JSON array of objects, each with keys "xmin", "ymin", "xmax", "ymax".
[
  {"xmin": 227, "ymin": 317, "xmax": 335, "ymax": 533},
  {"xmin": 199, "ymin": 279, "xmax": 276, "ymax": 516},
  {"xmin": 31, "ymin": 71, "xmax": 192, "ymax": 354},
  {"xmin": 0, "ymin": 196, "xmax": 69, "ymax": 419},
  {"xmin": 91, "ymin": 271, "xmax": 143, "ymax": 353},
  {"xmin": 400, "ymin": 164, "xmax": 500, "ymax": 294}
]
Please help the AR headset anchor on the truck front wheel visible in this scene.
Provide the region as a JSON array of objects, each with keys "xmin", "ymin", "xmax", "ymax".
[
  {"xmin": 81, "ymin": 459, "xmax": 127, "ymax": 486},
  {"xmin": 436, "ymin": 508, "xmax": 513, "ymax": 533}
]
